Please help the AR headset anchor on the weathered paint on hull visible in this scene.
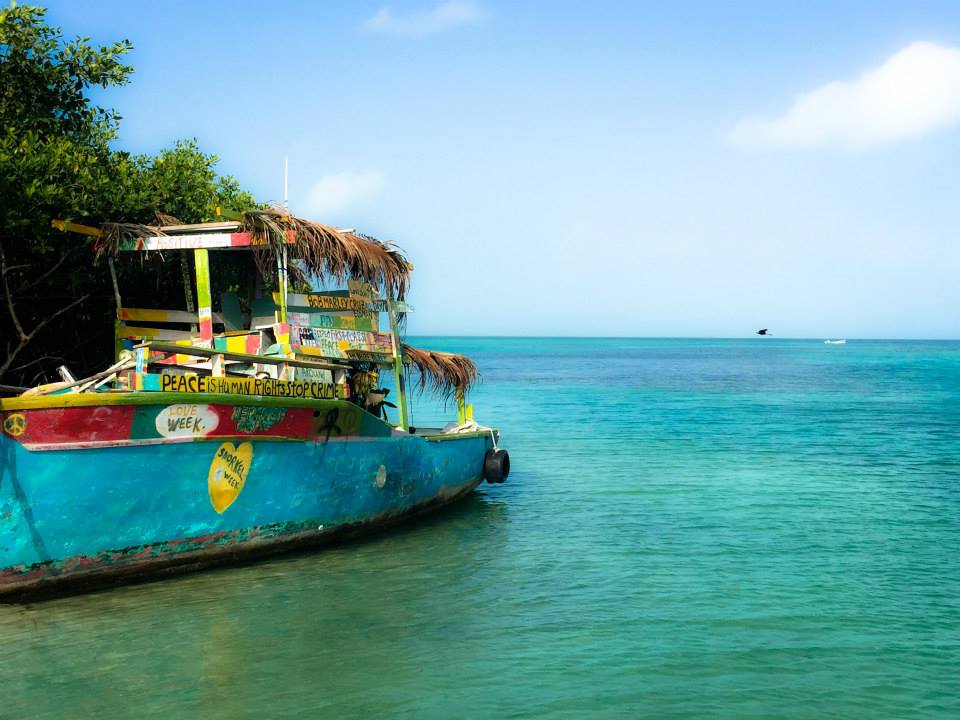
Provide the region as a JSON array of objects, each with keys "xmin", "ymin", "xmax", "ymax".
[{"xmin": 0, "ymin": 421, "xmax": 492, "ymax": 601}]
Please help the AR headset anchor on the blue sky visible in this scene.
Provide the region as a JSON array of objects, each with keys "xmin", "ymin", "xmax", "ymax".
[{"xmin": 42, "ymin": 0, "xmax": 960, "ymax": 338}]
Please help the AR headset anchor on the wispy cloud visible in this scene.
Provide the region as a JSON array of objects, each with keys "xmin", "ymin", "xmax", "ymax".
[
  {"xmin": 730, "ymin": 42, "xmax": 960, "ymax": 150},
  {"xmin": 362, "ymin": 1, "xmax": 485, "ymax": 37},
  {"xmin": 303, "ymin": 170, "xmax": 385, "ymax": 217}
]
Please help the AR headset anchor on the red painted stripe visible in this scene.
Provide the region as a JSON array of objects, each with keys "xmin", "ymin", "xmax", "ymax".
[{"xmin": 228, "ymin": 229, "xmax": 296, "ymax": 247}]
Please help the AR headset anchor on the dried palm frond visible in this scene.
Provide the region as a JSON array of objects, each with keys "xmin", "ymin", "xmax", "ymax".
[
  {"xmin": 242, "ymin": 207, "xmax": 413, "ymax": 299},
  {"xmin": 402, "ymin": 343, "xmax": 479, "ymax": 399},
  {"xmin": 94, "ymin": 223, "xmax": 166, "ymax": 263}
]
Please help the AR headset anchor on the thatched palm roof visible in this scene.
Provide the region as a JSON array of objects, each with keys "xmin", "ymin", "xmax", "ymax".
[
  {"xmin": 402, "ymin": 343, "xmax": 479, "ymax": 399},
  {"xmin": 95, "ymin": 208, "xmax": 413, "ymax": 299},
  {"xmin": 243, "ymin": 209, "xmax": 412, "ymax": 299}
]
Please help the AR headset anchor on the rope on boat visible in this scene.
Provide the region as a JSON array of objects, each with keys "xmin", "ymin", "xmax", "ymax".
[{"xmin": 444, "ymin": 420, "xmax": 499, "ymax": 450}]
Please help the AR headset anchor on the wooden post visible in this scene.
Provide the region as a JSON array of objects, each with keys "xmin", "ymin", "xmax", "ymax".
[
  {"xmin": 108, "ymin": 257, "xmax": 124, "ymax": 361},
  {"xmin": 275, "ymin": 248, "xmax": 291, "ymax": 356},
  {"xmin": 134, "ymin": 345, "xmax": 151, "ymax": 391},
  {"xmin": 181, "ymin": 253, "xmax": 198, "ymax": 334},
  {"xmin": 194, "ymin": 248, "xmax": 213, "ymax": 344},
  {"xmin": 107, "ymin": 257, "xmax": 123, "ymax": 310},
  {"xmin": 276, "ymin": 248, "xmax": 288, "ymax": 325},
  {"xmin": 456, "ymin": 388, "xmax": 466, "ymax": 425},
  {"xmin": 386, "ymin": 294, "xmax": 409, "ymax": 431}
]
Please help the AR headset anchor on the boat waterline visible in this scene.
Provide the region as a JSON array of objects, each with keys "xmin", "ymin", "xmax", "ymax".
[{"xmin": 0, "ymin": 394, "xmax": 494, "ymax": 600}]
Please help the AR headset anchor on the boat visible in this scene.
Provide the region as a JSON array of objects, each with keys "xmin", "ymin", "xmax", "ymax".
[
  {"xmin": 0, "ymin": 210, "xmax": 509, "ymax": 601},
  {"xmin": 824, "ymin": 339, "xmax": 847, "ymax": 345}
]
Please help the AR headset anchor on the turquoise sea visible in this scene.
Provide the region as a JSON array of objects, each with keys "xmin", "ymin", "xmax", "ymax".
[{"xmin": 1, "ymin": 338, "xmax": 958, "ymax": 719}]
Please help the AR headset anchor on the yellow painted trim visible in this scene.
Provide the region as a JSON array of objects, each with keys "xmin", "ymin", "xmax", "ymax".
[
  {"xmin": 0, "ymin": 391, "xmax": 351, "ymax": 412},
  {"xmin": 51, "ymin": 219, "xmax": 102, "ymax": 237},
  {"xmin": 119, "ymin": 307, "xmax": 198, "ymax": 323}
]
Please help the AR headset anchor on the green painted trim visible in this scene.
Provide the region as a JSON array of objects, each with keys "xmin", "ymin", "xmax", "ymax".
[
  {"xmin": 421, "ymin": 430, "xmax": 494, "ymax": 443},
  {"xmin": 193, "ymin": 248, "xmax": 213, "ymax": 341},
  {"xmin": 277, "ymin": 248, "xmax": 289, "ymax": 324},
  {"xmin": 386, "ymin": 295, "xmax": 409, "ymax": 431}
]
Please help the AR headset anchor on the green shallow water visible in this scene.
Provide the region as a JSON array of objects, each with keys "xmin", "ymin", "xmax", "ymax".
[{"xmin": 1, "ymin": 338, "xmax": 959, "ymax": 719}]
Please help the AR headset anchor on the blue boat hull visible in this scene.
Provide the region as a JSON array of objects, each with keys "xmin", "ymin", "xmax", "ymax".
[{"xmin": 0, "ymin": 410, "xmax": 493, "ymax": 600}]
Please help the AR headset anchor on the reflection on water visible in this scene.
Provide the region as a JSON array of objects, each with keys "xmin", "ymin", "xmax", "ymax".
[
  {"xmin": 3, "ymin": 339, "xmax": 960, "ymax": 719},
  {"xmin": 1, "ymin": 495, "xmax": 511, "ymax": 719}
]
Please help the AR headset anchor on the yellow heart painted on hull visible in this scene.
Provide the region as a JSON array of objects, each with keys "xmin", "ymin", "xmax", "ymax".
[{"xmin": 208, "ymin": 441, "xmax": 254, "ymax": 513}]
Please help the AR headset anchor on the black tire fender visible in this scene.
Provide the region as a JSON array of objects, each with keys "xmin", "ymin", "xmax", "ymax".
[{"xmin": 483, "ymin": 448, "xmax": 510, "ymax": 484}]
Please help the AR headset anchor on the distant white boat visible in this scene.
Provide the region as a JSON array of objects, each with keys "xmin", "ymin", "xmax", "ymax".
[{"xmin": 824, "ymin": 339, "xmax": 847, "ymax": 345}]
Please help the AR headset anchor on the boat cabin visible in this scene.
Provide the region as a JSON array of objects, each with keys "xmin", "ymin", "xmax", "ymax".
[{"xmin": 51, "ymin": 211, "xmax": 476, "ymax": 429}]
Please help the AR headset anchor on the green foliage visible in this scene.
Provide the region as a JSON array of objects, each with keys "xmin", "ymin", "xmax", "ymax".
[{"xmin": 0, "ymin": 3, "xmax": 259, "ymax": 385}]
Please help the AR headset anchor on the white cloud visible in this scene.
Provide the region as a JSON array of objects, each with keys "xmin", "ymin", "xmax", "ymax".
[
  {"xmin": 303, "ymin": 170, "xmax": 384, "ymax": 217},
  {"xmin": 730, "ymin": 41, "xmax": 960, "ymax": 150},
  {"xmin": 362, "ymin": 1, "xmax": 484, "ymax": 37}
]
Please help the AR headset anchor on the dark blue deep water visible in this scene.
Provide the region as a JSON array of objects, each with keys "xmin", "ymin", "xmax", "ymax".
[{"xmin": 1, "ymin": 338, "xmax": 958, "ymax": 718}]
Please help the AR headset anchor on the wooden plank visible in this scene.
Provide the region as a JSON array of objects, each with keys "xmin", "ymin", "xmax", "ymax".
[
  {"xmin": 287, "ymin": 312, "xmax": 376, "ymax": 332},
  {"xmin": 291, "ymin": 327, "xmax": 393, "ymax": 358},
  {"xmin": 141, "ymin": 372, "xmax": 346, "ymax": 400},
  {"xmin": 51, "ymin": 219, "xmax": 102, "ymax": 237},
  {"xmin": 220, "ymin": 292, "xmax": 244, "ymax": 331},
  {"xmin": 282, "ymin": 292, "xmax": 369, "ymax": 312},
  {"xmin": 213, "ymin": 333, "xmax": 262, "ymax": 356},
  {"xmin": 250, "ymin": 297, "xmax": 278, "ymax": 329},
  {"xmin": 371, "ymin": 299, "xmax": 412, "ymax": 313},
  {"xmin": 348, "ymin": 280, "xmax": 372, "ymax": 301},
  {"xmin": 343, "ymin": 349, "xmax": 394, "ymax": 363},
  {"xmin": 118, "ymin": 307, "xmax": 199, "ymax": 324},
  {"xmin": 120, "ymin": 229, "xmax": 295, "ymax": 252},
  {"xmin": 118, "ymin": 325, "xmax": 195, "ymax": 341},
  {"xmin": 138, "ymin": 342, "xmax": 348, "ymax": 370},
  {"xmin": 157, "ymin": 221, "xmax": 242, "ymax": 233}
]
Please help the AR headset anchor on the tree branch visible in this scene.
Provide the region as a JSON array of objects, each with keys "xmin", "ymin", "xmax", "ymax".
[
  {"xmin": 0, "ymin": 238, "xmax": 28, "ymax": 342},
  {"xmin": 10, "ymin": 354, "xmax": 67, "ymax": 373},
  {"xmin": 24, "ymin": 293, "xmax": 89, "ymax": 345},
  {"xmin": 0, "ymin": 280, "xmax": 89, "ymax": 381},
  {"xmin": 16, "ymin": 252, "xmax": 72, "ymax": 295}
]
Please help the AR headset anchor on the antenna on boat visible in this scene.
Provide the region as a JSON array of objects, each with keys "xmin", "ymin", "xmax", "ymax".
[{"xmin": 280, "ymin": 156, "xmax": 290, "ymax": 330}]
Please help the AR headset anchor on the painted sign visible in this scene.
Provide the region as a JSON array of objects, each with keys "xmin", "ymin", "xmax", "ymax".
[
  {"xmin": 345, "ymin": 350, "xmax": 393, "ymax": 363},
  {"xmin": 208, "ymin": 441, "xmax": 253, "ymax": 513},
  {"xmin": 122, "ymin": 230, "xmax": 295, "ymax": 252},
  {"xmin": 293, "ymin": 327, "xmax": 393, "ymax": 358},
  {"xmin": 348, "ymin": 280, "xmax": 373, "ymax": 301},
  {"xmin": 1, "ymin": 400, "xmax": 390, "ymax": 450},
  {"xmin": 154, "ymin": 373, "xmax": 345, "ymax": 400},
  {"xmin": 287, "ymin": 312, "xmax": 376, "ymax": 332},
  {"xmin": 283, "ymin": 292, "xmax": 369, "ymax": 312},
  {"xmin": 2, "ymin": 413, "xmax": 26, "ymax": 437},
  {"xmin": 155, "ymin": 404, "xmax": 219, "ymax": 438},
  {"xmin": 231, "ymin": 406, "xmax": 287, "ymax": 433},
  {"xmin": 370, "ymin": 299, "xmax": 412, "ymax": 313}
]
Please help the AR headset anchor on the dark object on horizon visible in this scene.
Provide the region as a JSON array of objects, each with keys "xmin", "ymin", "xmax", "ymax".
[{"xmin": 757, "ymin": 329, "xmax": 770, "ymax": 336}]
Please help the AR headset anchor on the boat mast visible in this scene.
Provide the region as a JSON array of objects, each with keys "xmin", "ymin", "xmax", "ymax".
[{"xmin": 276, "ymin": 156, "xmax": 290, "ymax": 351}]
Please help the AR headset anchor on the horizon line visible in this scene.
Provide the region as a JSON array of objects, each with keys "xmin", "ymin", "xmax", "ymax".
[{"xmin": 404, "ymin": 334, "xmax": 960, "ymax": 341}]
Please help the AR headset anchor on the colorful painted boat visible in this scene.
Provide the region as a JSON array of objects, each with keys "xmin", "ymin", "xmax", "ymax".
[{"xmin": 0, "ymin": 212, "xmax": 509, "ymax": 600}]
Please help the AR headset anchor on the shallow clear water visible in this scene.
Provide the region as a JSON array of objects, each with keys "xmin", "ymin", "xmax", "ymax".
[{"xmin": 2, "ymin": 338, "xmax": 959, "ymax": 719}]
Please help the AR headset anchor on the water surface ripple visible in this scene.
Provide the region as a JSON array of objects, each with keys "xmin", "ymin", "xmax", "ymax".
[{"xmin": 1, "ymin": 338, "xmax": 958, "ymax": 719}]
